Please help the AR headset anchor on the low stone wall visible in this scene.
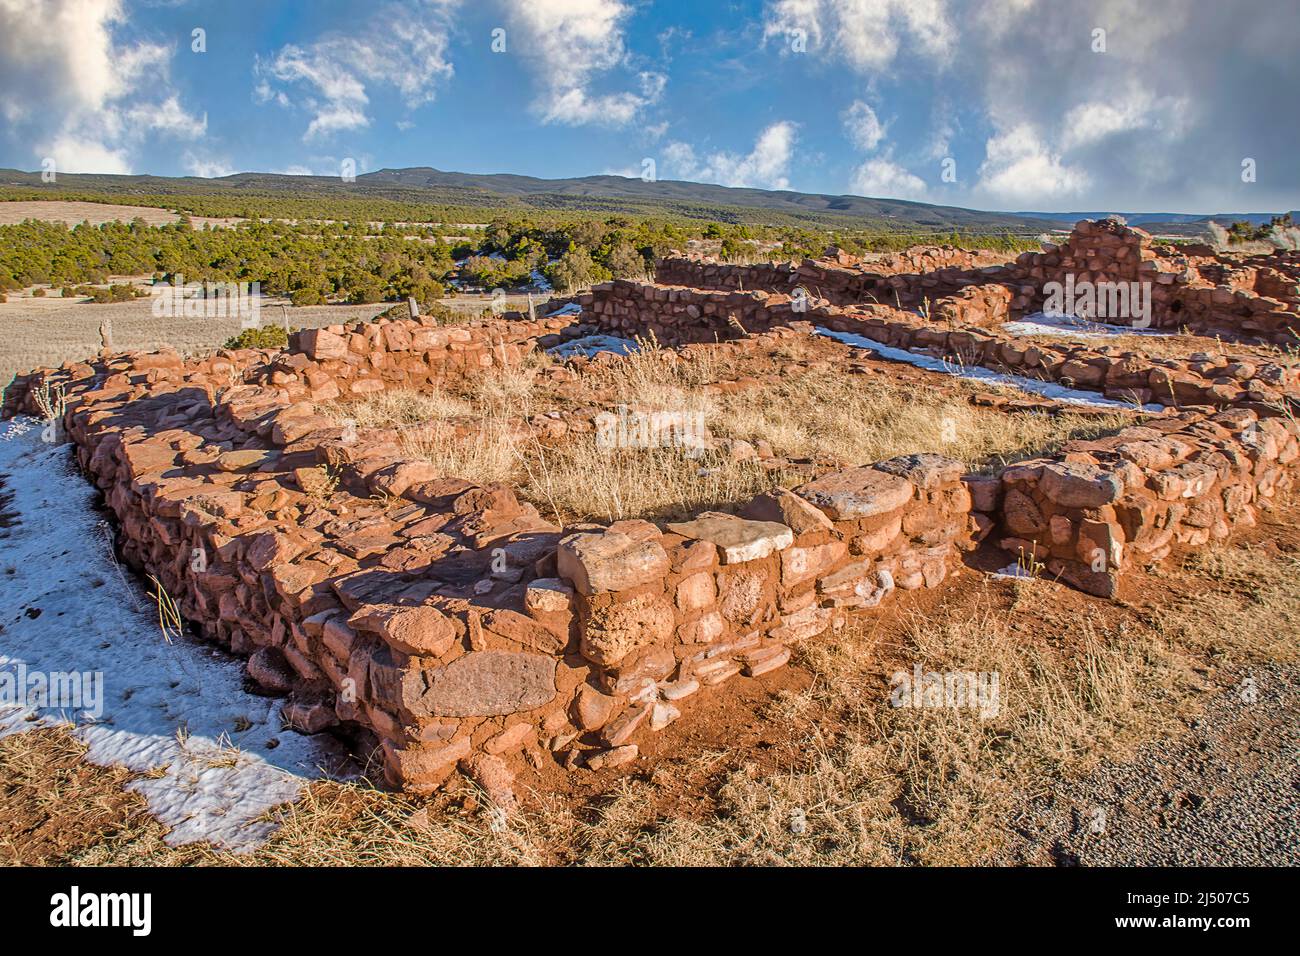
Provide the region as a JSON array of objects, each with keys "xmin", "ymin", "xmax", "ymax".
[
  {"xmin": 655, "ymin": 245, "xmax": 1012, "ymax": 308},
  {"xmin": 983, "ymin": 408, "xmax": 1300, "ymax": 596},
  {"xmin": 554, "ymin": 456, "xmax": 974, "ymax": 754},
  {"xmin": 6, "ymin": 339, "xmax": 971, "ymax": 795},
  {"xmin": 657, "ymin": 220, "xmax": 1300, "ymax": 344},
  {"xmin": 268, "ymin": 312, "xmax": 577, "ymax": 402},
  {"xmin": 575, "ymin": 279, "xmax": 1299, "ymax": 411}
]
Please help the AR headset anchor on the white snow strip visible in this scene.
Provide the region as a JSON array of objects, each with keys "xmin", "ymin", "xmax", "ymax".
[
  {"xmin": 545, "ymin": 302, "xmax": 583, "ymax": 317},
  {"xmin": 546, "ymin": 334, "xmax": 639, "ymax": 360},
  {"xmin": 815, "ymin": 327, "xmax": 1164, "ymax": 412},
  {"xmin": 0, "ymin": 421, "xmax": 349, "ymax": 851},
  {"xmin": 1003, "ymin": 311, "xmax": 1174, "ymax": 339},
  {"xmin": 991, "ymin": 563, "xmax": 1037, "ymax": 580}
]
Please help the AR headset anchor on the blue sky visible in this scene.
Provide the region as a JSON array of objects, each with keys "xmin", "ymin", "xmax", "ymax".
[{"xmin": 2, "ymin": 0, "xmax": 1298, "ymax": 214}]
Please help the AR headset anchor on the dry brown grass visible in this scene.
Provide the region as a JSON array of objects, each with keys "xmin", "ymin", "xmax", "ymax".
[
  {"xmin": 709, "ymin": 369, "xmax": 1131, "ymax": 474},
  {"xmin": 571, "ymin": 583, "xmax": 1194, "ymax": 866},
  {"xmin": 323, "ymin": 335, "xmax": 1134, "ymax": 522}
]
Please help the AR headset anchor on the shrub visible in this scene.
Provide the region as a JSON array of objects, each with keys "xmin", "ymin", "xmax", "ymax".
[
  {"xmin": 290, "ymin": 287, "xmax": 327, "ymax": 307},
  {"xmin": 223, "ymin": 325, "xmax": 291, "ymax": 350}
]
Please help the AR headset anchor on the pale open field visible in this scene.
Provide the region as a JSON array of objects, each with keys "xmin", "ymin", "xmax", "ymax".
[
  {"xmin": 0, "ymin": 200, "xmax": 241, "ymax": 229},
  {"xmin": 0, "ymin": 284, "xmax": 538, "ymax": 386}
]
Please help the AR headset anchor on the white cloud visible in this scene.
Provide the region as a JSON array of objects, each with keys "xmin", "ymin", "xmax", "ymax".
[
  {"xmin": 42, "ymin": 137, "xmax": 132, "ymax": 175},
  {"xmin": 183, "ymin": 152, "xmax": 234, "ymax": 178},
  {"xmin": 256, "ymin": 0, "xmax": 457, "ymax": 141},
  {"xmin": 664, "ymin": 122, "xmax": 798, "ymax": 190},
  {"xmin": 850, "ymin": 157, "xmax": 927, "ymax": 199},
  {"xmin": 503, "ymin": 0, "xmax": 663, "ymax": 127},
  {"xmin": 127, "ymin": 96, "xmax": 207, "ymax": 140},
  {"xmin": 764, "ymin": 0, "xmax": 955, "ymax": 72},
  {"xmin": 1059, "ymin": 91, "xmax": 1191, "ymax": 152},
  {"xmin": 843, "ymin": 100, "xmax": 886, "ymax": 152},
  {"xmin": 975, "ymin": 124, "xmax": 1089, "ymax": 203},
  {"xmin": 276, "ymin": 165, "xmax": 315, "ymax": 176},
  {"xmin": 0, "ymin": 0, "xmax": 205, "ymax": 173}
]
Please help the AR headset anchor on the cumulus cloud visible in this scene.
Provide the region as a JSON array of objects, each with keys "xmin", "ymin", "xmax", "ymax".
[
  {"xmin": 664, "ymin": 122, "xmax": 797, "ymax": 190},
  {"xmin": 957, "ymin": 0, "xmax": 1297, "ymax": 210},
  {"xmin": 256, "ymin": 0, "xmax": 457, "ymax": 141},
  {"xmin": 975, "ymin": 124, "xmax": 1088, "ymax": 203},
  {"xmin": 764, "ymin": 0, "xmax": 955, "ymax": 72},
  {"xmin": 765, "ymin": 0, "xmax": 1300, "ymax": 210},
  {"xmin": 0, "ymin": 0, "xmax": 205, "ymax": 173},
  {"xmin": 183, "ymin": 152, "xmax": 234, "ymax": 178},
  {"xmin": 842, "ymin": 101, "xmax": 886, "ymax": 152},
  {"xmin": 850, "ymin": 157, "xmax": 927, "ymax": 200},
  {"xmin": 503, "ymin": 0, "xmax": 663, "ymax": 126}
]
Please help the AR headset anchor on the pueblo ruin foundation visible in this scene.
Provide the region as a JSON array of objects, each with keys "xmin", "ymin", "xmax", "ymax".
[{"xmin": 6, "ymin": 219, "xmax": 1300, "ymax": 800}]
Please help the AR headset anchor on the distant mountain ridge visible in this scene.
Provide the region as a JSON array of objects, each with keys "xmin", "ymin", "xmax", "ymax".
[{"xmin": 0, "ymin": 165, "xmax": 1289, "ymax": 238}]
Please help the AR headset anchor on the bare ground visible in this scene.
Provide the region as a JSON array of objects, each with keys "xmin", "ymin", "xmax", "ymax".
[{"xmin": 0, "ymin": 200, "xmax": 240, "ymax": 229}]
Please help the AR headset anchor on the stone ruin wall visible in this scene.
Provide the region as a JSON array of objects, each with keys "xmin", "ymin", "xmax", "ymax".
[
  {"xmin": 575, "ymin": 278, "xmax": 1296, "ymax": 412},
  {"xmin": 3, "ymin": 322, "xmax": 977, "ymax": 794},
  {"xmin": 5, "ymin": 218, "xmax": 1300, "ymax": 794},
  {"xmin": 654, "ymin": 220, "xmax": 1300, "ymax": 344}
]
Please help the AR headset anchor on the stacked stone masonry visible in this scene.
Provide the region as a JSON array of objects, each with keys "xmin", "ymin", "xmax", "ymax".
[{"xmin": 5, "ymin": 218, "xmax": 1300, "ymax": 795}]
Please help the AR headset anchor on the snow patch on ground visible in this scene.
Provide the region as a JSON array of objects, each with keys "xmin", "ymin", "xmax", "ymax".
[
  {"xmin": 546, "ymin": 334, "xmax": 639, "ymax": 360},
  {"xmin": 1003, "ymin": 311, "xmax": 1174, "ymax": 339},
  {"xmin": 815, "ymin": 327, "xmax": 1164, "ymax": 412},
  {"xmin": 0, "ymin": 421, "xmax": 349, "ymax": 851},
  {"xmin": 545, "ymin": 302, "xmax": 583, "ymax": 317},
  {"xmin": 991, "ymin": 563, "xmax": 1038, "ymax": 580}
]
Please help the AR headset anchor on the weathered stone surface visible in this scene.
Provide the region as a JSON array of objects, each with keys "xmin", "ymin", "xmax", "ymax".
[
  {"xmin": 795, "ymin": 467, "xmax": 915, "ymax": 519},
  {"xmin": 1038, "ymin": 461, "xmax": 1124, "ymax": 508},
  {"xmin": 299, "ymin": 328, "xmax": 348, "ymax": 361},
  {"xmin": 523, "ymin": 578, "xmax": 575, "ymax": 615},
  {"xmin": 678, "ymin": 609, "xmax": 724, "ymax": 643},
  {"xmin": 780, "ymin": 540, "xmax": 848, "ymax": 588},
  {"xmin": 349, "ymin": 604, "xmax": 459, "ymax": 656},
  {"xmin": 384, "ymin": 738, "xmax": 471, "ymax": 787},
  {"xmin": 244, "ymin": 531, "xmax": 302, "ymax": 571},
  {"xmin": 580, "ymin": 593, "xmax": 675, "ymax": 666},
  {"xmin": 482, "ymin": 607, "xmax": 566, "ymax": 653},
  {"xmin": 740, "ymin": 488, "xmax": 834, "ymax": 534},
  {"xmin": 419, "ymin": 651, "xmax": 557, "ymax": 717},
  {"xmin": 247, "ymin": 647, "xmax": 295, "ymax": 694},
  {"xmin": 667, "ymin": 511, "xmax": 793, "ymax": 563},
  {"xmin": 483, "ymin": 722, "xmax": 532, "ymax": 755},
  {"xmin": 216, "ymin": 448, "xmax": 279, "ymax": 472},
  {"xmin": 674, "ymin": 571, "xmax": 716, "ymax": 612},
  {"xmin": 586, "ymin": 744, "xmax": 638, "ymax": 770},
  {"xmin": 573, "ymin": 684, "xmax": 618, "ymax": 731},
  {"xmin": 281, "ymin": 698, "xmax": 337, "ymax": 733},
  {"xmin": 1002, "ymin": 488, "xmax": 1047, "ymax": 536},
  {"xmin": 874, "ymin": 453, "xmax": 965, "ymax": 490},
  {"xmin": 370, "ymin": 459, "xmax": 440, "ymax": 498},
  {"xmin": 460, "ymin": 753, "xmax": 517, "ymax": 811},
  {"xmin": 718, "ymin": 569, "xmax": 766, "ymax": 623},
  {"xmin": 557, "ymin": 529, "xmax": 669, "ymax": 594},
  {"xmin": 769, "ymin": 604, "xmax": 835, "ymax": 642}
]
